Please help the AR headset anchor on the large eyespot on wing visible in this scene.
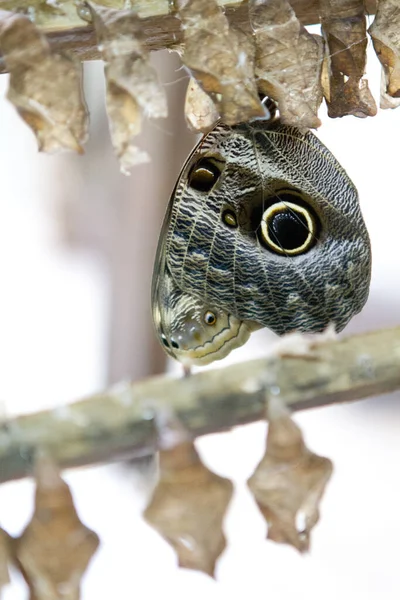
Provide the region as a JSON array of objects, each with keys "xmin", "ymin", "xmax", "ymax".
[{"xmin": 257, "ymin": 190, "xmax": 321, "ymax": 256}]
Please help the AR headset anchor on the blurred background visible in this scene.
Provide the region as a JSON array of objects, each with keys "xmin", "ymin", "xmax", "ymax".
[{"xmin": 0, "ymin": 34, "xmax": 400, "ymax": 600}]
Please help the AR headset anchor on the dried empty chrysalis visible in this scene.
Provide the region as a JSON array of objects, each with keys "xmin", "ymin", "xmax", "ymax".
[
  {"xmin": 250, "ymin": 0, "xmax": 324, "ymax": 129},
  {"xmin": 379, "ymin": 70, "xmax": 400, "ymax": 110},
  {"xmin": 247, "ymin": 399, "xmax": 333, "ymax": 552},
  {"xmin": 320, "ymin": 0, "xmax": 377, "ymax": 118},
  {"xmin": 184, "ymin": 77, "xmax": 220, "ymax": 133},
  {"xmin": 369, "ymin": 0, "xmax": 400, "ymax": 106},
  {"xmin": 176, "ymin": 0, "xmax": 265, "ymax": 126},
  {"xmin": 14, "ymin": 454, "xmax": 99, "ymax": 600},
  {"xmin": 88, "ymin": 2, "xmax": 168, "ymax": 173},
  {"xmin": 143, "ymin": 417, "xmax": 233, "ymax": 577},
  {"xmin": 0, "ymin": 10, "xmax": 88, "ymax": 153}
]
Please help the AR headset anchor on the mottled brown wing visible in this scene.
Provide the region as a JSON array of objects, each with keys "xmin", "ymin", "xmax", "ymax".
[{"xmin": 157, "ymin": 119, "xmax": 371, "ymax": 336}]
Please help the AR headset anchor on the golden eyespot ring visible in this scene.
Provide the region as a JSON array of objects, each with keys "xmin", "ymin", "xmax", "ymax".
[
  {"xmin": 261, "ymin": 200, "xmax": 317, "ymax": 256},
  {"xmin": 204, "ymin": 311, "xmax": 217, "ymax": 326},
  {"xmin": 222, "ymin": 209, "xmax": 238, "ymax": 228},
  {"xmin": 188, "ymin": 157, "xmax": 222, "ymax": 192}
]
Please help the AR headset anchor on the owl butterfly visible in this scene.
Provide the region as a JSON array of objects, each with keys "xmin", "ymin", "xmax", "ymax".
[{"xmin": 152, "ymin": 112, "xmax": 371, "ymax": 367}]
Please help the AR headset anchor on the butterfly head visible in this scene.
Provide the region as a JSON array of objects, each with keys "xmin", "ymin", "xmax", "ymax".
[{"xmin": 152, "ymin": 269, "xmax": 257, "ymax": 366}]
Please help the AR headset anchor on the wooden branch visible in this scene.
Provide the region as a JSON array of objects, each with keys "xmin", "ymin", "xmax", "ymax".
[
  {"xmin": 0, "ymin": 0, "xmax": 377, "ymax": 74},
  {"xmin": 0, "ymin": 326, "xmax": 399, "ymax": 483}
]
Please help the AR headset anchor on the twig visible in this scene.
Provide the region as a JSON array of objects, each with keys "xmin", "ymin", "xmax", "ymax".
[
  {"xmin": 0, "ymin": 326, "xmax": 399, "ymax": 483},
  {"xmin": 0, "ymin": 0, "xmax": 377, "ymax": 74}
]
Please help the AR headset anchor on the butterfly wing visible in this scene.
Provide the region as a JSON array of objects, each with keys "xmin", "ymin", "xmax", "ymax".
[{"xmin": 162, "ymin": 118, "xmax": 371, "ymax": 335}]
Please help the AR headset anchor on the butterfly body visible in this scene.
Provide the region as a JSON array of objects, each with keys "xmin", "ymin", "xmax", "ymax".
[{"xmin": 152, "ymin": 118, "xmax": 371, "ymax": 365}]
